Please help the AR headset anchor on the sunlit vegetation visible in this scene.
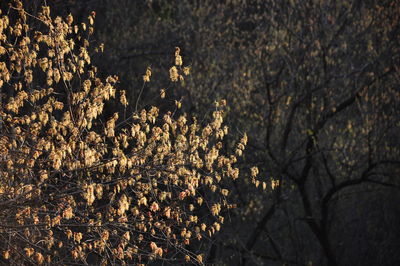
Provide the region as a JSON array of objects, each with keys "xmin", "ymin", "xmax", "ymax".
[{"xmin": 0, "ymin": 1, "xmax": 262, "ymax": 265}]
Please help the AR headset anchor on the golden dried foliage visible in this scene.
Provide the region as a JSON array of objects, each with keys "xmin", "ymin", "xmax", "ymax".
[{"xmin": 0, "ymin": 1, "xmax": 256, "ymax": 264}]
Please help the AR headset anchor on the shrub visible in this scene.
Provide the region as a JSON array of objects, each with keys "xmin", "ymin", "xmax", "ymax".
[{"xmin": 0, "ymin": 1, "xmax": 257, "ymax": 264}]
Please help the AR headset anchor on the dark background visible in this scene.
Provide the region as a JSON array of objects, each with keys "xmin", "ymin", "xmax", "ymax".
[{"xmin": 3, "ymin": 0, "xmax": 400, "ymax": 265}]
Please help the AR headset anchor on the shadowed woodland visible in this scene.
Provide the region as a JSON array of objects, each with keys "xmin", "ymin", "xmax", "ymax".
[{"xmin": 0, "ymin": 0, "xmax": 399, "ymax": 265}]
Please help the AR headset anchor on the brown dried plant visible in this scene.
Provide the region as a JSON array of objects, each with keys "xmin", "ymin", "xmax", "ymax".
[{"xmin": 0, "ymin": 1, "xmax": 259, "ymax": 265}]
